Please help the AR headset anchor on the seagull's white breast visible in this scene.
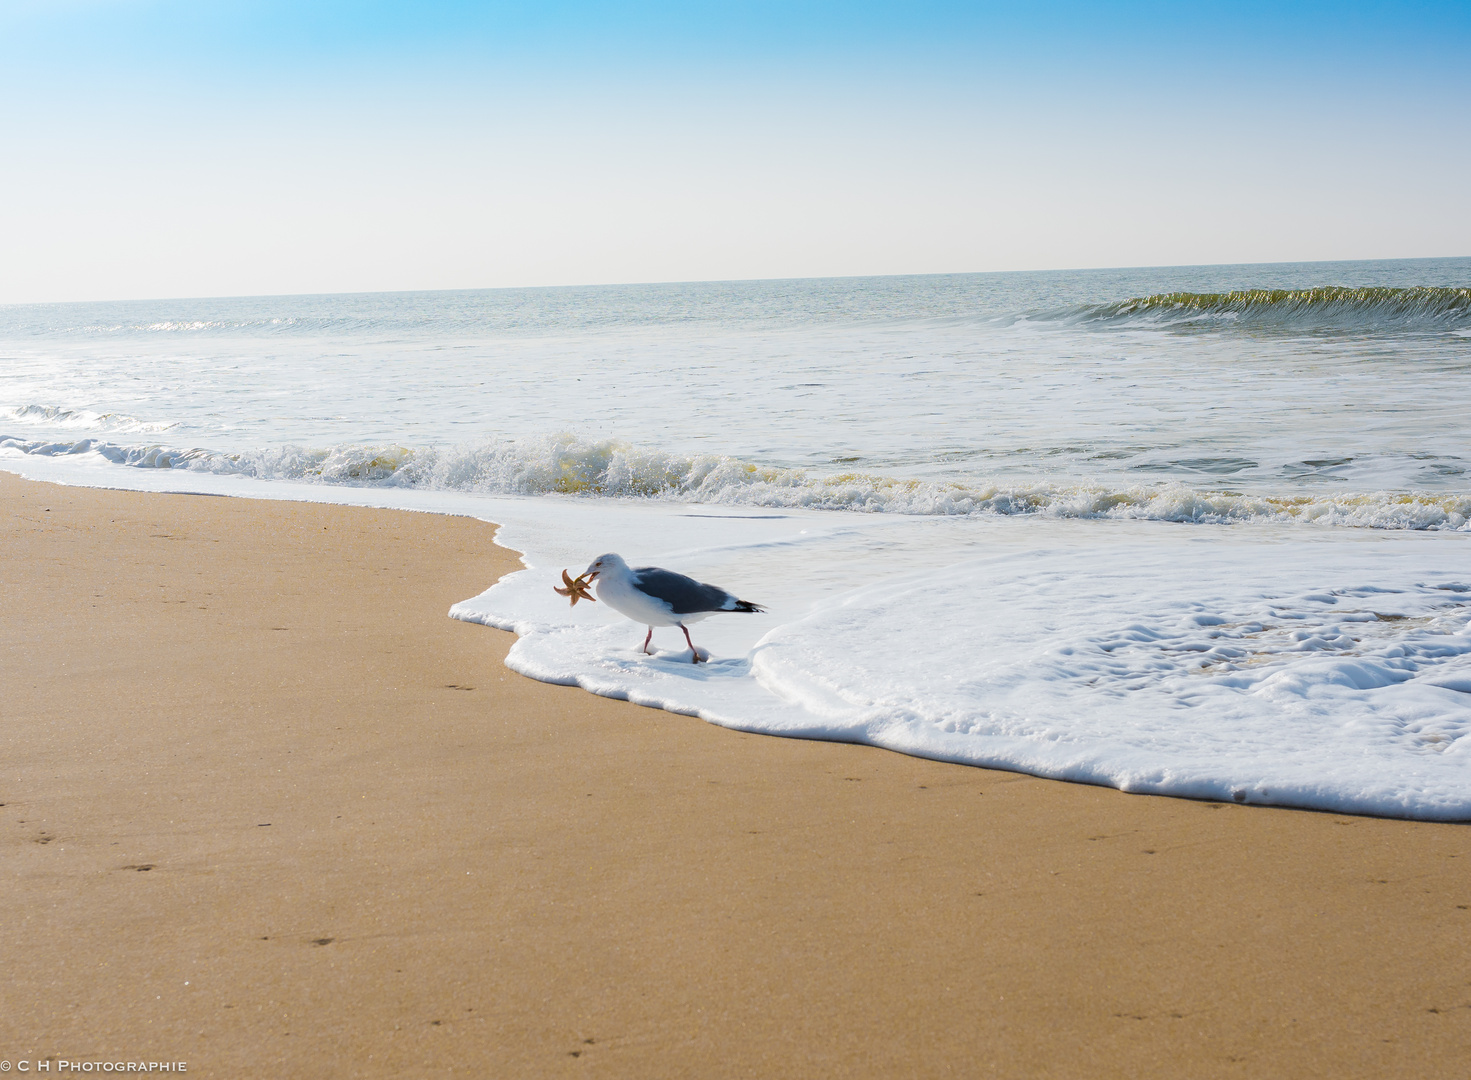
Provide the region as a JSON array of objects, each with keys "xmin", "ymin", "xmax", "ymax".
[{"xmin": 594, "ymin": 571, "xmax": 681, "ymax": 627}]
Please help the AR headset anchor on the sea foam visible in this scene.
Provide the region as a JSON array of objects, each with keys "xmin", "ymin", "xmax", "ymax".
[
  {"xmin": 4, "ymin": 432, "xmax": 1467, "ymax": 531},
  {"xmin": 453, "ymin": 507, "xmax": 1471, "ymax": 821}
]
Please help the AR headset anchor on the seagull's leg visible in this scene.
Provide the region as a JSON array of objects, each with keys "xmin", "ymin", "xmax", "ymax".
[
  {"xmin": 680, "ymin": 624, "xmax": 703, "ymax": 663},
  {"xmin": 642, "ymin": 627, "xmax": 654, "ymax": 654}
]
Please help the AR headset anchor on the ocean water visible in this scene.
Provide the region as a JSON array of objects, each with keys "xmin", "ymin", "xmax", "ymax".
[{"xmin": 4, "ymin": 259, "xmax": 1470, "ymax": 819}]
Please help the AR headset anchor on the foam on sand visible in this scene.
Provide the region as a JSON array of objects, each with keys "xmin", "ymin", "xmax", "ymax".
[{"xmin": 451, "ymin": 506, "xmax": 1471, "ymax": 821}]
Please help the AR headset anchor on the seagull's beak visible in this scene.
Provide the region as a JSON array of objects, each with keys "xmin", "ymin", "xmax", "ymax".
[{"xmin": 583, "ymin": 569, "xmax": 600, "ymax": 582}]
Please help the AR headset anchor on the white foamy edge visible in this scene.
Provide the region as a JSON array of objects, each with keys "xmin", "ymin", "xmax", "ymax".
[{"xmin": 448, "ymin": 525, "xmax": 1471, "ymax": 823}]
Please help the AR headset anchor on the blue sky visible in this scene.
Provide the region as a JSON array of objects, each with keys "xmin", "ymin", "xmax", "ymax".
[{"xmin": 2, "ymin": 1, "xmax": 1468, "ymax": 301}]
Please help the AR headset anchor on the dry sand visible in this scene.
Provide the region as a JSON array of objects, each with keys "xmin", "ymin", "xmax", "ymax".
[{"xmin": 1, "ymin": 470, "xmax": 1468, "ymax": 1078}]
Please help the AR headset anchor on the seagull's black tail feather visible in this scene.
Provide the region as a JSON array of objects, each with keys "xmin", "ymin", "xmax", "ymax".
[{"xmin": 732, "ymin": 600, "xmax": 765, "ymax": 613}]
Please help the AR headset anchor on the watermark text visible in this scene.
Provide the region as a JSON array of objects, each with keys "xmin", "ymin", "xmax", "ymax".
[{"xmin": 0, "ymin": 1062, "xmax": 186, "ymax": 1073}]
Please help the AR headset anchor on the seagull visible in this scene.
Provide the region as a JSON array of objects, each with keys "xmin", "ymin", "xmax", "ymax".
[{"xmin": 582, "ymin": 553, "xmax": 765, "ymax": 663}]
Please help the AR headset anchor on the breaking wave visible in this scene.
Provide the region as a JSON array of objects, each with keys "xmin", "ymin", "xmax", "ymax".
[
  {"xmin": 1058, "ymin": 287, "xmax": 1471, "ymax": 332},
  {"xmin": 4, "ymin": 432, "xmax": 1469, "ymax": 531},
  {"xmin": 1, "ymin": 404, "xmax": 179, "ymax": 433}
]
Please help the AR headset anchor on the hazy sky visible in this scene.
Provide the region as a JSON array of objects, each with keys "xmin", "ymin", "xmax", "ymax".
[{"xmin": 2, "ymin": 1, "xmax": 1468, "ymax": 302}]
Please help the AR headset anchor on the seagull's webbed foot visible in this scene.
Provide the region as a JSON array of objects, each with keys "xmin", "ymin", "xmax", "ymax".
[{"xmin": 680, "ymin": 625, "xmax": 704, "ymax": 663}]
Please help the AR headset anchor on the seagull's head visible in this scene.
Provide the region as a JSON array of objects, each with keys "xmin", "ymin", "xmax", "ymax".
[{"xmin": 582, "ymin": 552, "xmax": 627, "ymax": 582}]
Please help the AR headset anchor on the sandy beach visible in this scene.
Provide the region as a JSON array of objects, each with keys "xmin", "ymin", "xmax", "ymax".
[{"xmin": 1, "ymin": 470, "xmax": 1467, "ymax": 1078}]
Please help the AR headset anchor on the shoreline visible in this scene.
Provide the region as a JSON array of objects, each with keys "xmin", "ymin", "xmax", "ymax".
[{"xmin": 2, "ymin": 471, "xmax": 1468, "ymax": 1077}]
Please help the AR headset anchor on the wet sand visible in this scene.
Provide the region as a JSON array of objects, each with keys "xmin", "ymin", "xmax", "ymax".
[{"xmin": 1, "ymin": 471, "xmax": 1467, "ymax": 1078}]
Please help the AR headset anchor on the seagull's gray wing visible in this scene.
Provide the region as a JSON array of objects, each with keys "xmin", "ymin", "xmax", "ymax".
[{"xmin": 632, "ymin": 567, "xmax": 738, "ymax": 615}]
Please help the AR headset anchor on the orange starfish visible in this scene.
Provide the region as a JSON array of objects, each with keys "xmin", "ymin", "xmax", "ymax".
[{"xmin": 553, "ymin": 569, "xmax": 597, "ymax": 606}]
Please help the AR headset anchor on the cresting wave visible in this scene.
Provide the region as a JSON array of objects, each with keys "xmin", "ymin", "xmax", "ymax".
[
  {"xmin": 5, "ymin": 431, "xmax": 1469, "ymax": 531},
  {"xmin": 1, "ymin": 404, "xmax": 179, "ymax": 433},
  {"xmin": 1063, "ymin": 286, "xmax": 1471, "ymax": 331}
]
